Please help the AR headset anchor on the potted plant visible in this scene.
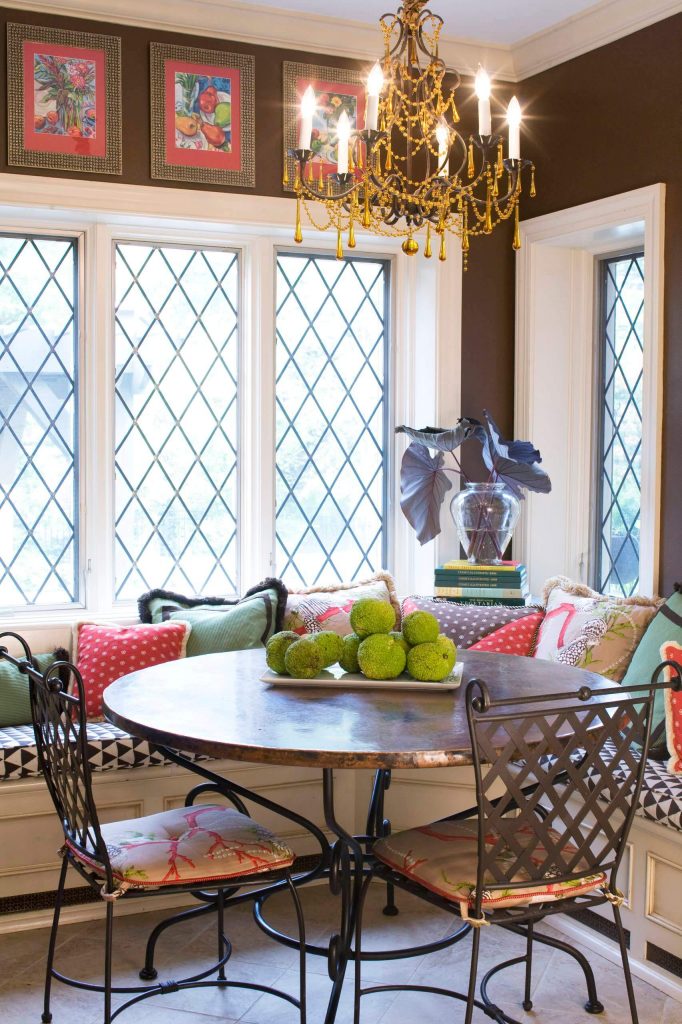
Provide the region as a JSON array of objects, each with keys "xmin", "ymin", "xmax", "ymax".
[{"xmin": 396, "ymin": 411, "xmax": 551, "ymax": 563}]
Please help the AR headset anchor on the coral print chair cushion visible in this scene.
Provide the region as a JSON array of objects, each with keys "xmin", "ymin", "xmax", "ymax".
[
  {"xmin": 68, "ymin": 805, "xmax": 295, "ymax": 889},
  {"xmin": 373, "ymin": 818, "xmax": 606, "ymax": 918},
  {"xmin": 533, "ymin": 576, "xmax": 659, "ymax": 681}
]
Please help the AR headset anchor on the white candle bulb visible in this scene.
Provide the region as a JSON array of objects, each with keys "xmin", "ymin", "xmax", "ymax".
[
  {"xmin": 366, "ymin": 62, "xmax": 384, "ymax": 132},
  {"xmin": 336, "ymin": 110, "xmax": 351, "ymax": 174},
  {"xmin": 298, "ymin": 85, "xmax": 316, "ymax": 151},
  {"xmin": 435, "ymin": 121, "xmax": 449, "ymax": 178},
  {"xmin": 475, "ymin": 66, "xmax": 492, "ymax": 137},
  {"xmin": 507, "ymin": 95, "xmax": 521, "ymax": 161}
]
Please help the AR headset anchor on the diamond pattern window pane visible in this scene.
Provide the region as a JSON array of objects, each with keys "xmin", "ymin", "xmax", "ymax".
[
  {"xmin": 597, "ymin": 253, "xmax": 644, "ymax": 597},
  {"xmin": 114, "ymin": 243, "xmax": 239, "ymax": 601},
  {"xmin": 275, "ymin": 253, "xmax": 389, "ymax": 588},
  {"xmin": 0, "ymin": 235, "xmax": 78, "ymax": 608}
]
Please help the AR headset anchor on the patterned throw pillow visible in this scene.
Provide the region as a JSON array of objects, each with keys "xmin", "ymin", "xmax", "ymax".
[
  {"xmin": 138, "ymin": 578, "xmax": 288, "ymax": 633},
  {"xmin": 0, "ymin": 650, "xmax": 69, "ymax": 728},
  {"xmin": 402, "ymin": 596, "xmax": 543, "ymax": 652},
  {"xmin": 74, "ymin": 622, "xmax": 191, "ymax": 719},
  {"xmin": 533, "ymin": 576, "xmax": 659, "ymax": 682},
  {"xmin": 661, "ymin": 641, "xmax": 682, "ymax": 775},
  {"xmin": 283, "ymin": 571, "xmax": 400, "ymax": 636},
  {"xmin": 621, "ymin": 586, "xmax": 682, "ymax": 759}
]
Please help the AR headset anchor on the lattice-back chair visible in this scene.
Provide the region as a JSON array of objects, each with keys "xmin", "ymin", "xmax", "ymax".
[
  {"xmin": 0, "ymin": 632, "xmax": 320, "ymax": 1024},
  {"xmin": 355, "ymin": 670, "xmax": 679, "ymax": 1024}
]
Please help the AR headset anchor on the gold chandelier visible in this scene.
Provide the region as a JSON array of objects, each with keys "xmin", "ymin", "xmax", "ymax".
[{"xmin": 285, "ymin": 0, "xmax": 536, "ymax": 266}]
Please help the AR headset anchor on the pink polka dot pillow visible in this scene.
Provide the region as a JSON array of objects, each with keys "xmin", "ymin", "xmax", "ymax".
[{"xmin": 74, "ymin": 622, "xmax": 191, "ymax": 719}]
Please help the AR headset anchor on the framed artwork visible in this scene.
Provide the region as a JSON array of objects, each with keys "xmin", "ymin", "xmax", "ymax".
[
  {"xmin": 150, "ymin": 42, "xmax": 255, "ymax": 188},
  {"xmin": 283, "ymin": 61, "xmax": 365, "ymax": 193},
  {"xmin": 7, "ymin": 22, "xmax": 121, "ymax": 175}
]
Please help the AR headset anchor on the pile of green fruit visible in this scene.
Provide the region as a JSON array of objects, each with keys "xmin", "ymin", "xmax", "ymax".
[{"xmin": 265, "ymin": 598, "xmax": 456, "ymax": 682}]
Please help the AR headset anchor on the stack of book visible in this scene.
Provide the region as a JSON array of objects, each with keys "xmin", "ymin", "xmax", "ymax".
[{"xmin": 434, "ymin": 561, "xmax": 529, "ymax": 606}]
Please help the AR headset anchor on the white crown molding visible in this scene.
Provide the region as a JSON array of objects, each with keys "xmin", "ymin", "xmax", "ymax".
[
  {"xmin": 1, "ymin": 0, "xmax": 680, "ymax": 82},
  {"xmin": 0, "ymin": 0, "xmax": 517, "ymax": 78},
  {"xmin": 513, "ymin": 0, "xmax": 682, "ymax": 79}
]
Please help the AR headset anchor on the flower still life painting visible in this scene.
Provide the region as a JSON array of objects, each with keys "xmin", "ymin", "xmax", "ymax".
[
  {"xmin": 151, "ymin": 43, "xmax": 255, "ymax": 187},
  {"xmin": 283, "ymin": 62, "xmax": 364, "ymax": 192},
  {"xmin": 7, "ymin": 23, "xmax": 121, "ymax": 174}
]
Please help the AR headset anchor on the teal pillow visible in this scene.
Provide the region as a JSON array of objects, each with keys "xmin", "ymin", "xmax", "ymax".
[
  {"xmin": 0, "ymin": 651, "xmax": 67, "ymax": 727},
  {"xmin": 169, "ymin": 591, "xmax": 278, "ymax": 657},
  {"xmin": 137, "ymin": 578, "xmax": 287, "ymax": 633},
  {"xmin": 622, "ymin": 586, "xmax": 682, "ymax": 759}
]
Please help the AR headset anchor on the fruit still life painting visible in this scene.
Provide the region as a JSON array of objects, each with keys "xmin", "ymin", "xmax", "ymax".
[
  {"xmin": 32, "ymin": 52, "xmax": 97, "ymax": 139},
  {"xmin": 175, "ymin": 72, "xmax": 232, "ymax": 153}
]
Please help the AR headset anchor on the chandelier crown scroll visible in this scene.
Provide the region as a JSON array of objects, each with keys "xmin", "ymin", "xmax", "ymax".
[{"xmin": 286, "ymin": 2, "xmax": 536, "ymax": 265}]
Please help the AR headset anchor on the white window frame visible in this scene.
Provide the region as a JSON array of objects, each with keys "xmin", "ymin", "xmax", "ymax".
[
  {"xmin": 0, "ymin": 173, "xmax": 461, "ymax": 629},
  {"xmin": 514, "ymin": 184, "xmax": 665, "ymax": 597}
]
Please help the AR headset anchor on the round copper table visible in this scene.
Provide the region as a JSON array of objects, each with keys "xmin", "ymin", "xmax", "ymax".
[
  {"xmin": 103, "ymin": 646, "xmax": 613, "ymax": 770},
  {"xmin": 104, "ymin": 647, "xmax": 613, "ymax": 1024}
]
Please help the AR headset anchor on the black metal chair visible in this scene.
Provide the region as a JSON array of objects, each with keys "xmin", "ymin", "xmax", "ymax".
[
  {"xmin": 354, "ymin": 669, "xmax": 679, "ymax": 1024},
  {"xmin": 0, "ymin": 632, "xmax": 322, "ymax": 1024}
]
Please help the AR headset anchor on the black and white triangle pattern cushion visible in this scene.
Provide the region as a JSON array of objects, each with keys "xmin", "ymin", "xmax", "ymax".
[
  {"xmin": 0, "ymin": 723, "xmax": 208, "ymax": 781},
  {"xmin": 587, "ymin": 739, "xmax": 682, "ymax": 834}
]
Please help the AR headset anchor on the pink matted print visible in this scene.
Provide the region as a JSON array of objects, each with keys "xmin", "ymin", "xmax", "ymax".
[{"xmin": 165, "ymin": 59, "xmax": 242, "ymax": 171}]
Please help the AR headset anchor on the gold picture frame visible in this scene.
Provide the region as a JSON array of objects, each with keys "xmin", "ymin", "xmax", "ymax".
[
  {"xmin": 7, "ymin": 21, "xmax": 122, "ymax": 175},
  {"xmin": 282, "ymin": 61, "xmax": 364, "ymax": 193},
  {"xmin": 150, "ymin": 42, "xmax": 255, "ymax": 188}
]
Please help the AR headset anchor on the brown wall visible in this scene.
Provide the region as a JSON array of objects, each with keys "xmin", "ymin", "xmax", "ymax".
[
  {"xmin": 1, "ymin": 8, "xmax": 679, "ymax": 590},
  {"xmin": 463, "ymin": 13, "xmax": 682, "ymax": 595},
  {"xmin": 0, "ymin": 8, "xmax": 364, "ymax": 193}
]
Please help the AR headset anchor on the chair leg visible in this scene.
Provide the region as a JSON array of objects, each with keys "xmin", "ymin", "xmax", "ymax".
[
  {"xmin": 216, "ymin": 888, "xmax": 226, "ymax": 981},
  {"xmin": 613, "ymin": 903, "xmax": 639, "ymax": 1024},
  {"xmin": 42, "ymin": 856, "xmax": 68, "ymax": 1023},
  {"xmin": 286, "ymin": 874, "xmax": 307, "ymax": 1024},
  {"xmin": 103, "ymin": 900, "xmax": 114, "ymax": 1024},
  {"xmin": 354, "ymin": 873, "xmax": 373, "ymax": 1024},
  {"xmin": 523, "ymin": 921, "xmax": 533, "ymax": 1012},
  {"xmin": 464, "ymin": 925, "xmax": 482, "ymax": 1024}
]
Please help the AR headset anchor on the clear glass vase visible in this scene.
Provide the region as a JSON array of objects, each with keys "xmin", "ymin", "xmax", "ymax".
[{"xmin": 450, "ymin": 482, "xmax": 521, "ymax": 564}]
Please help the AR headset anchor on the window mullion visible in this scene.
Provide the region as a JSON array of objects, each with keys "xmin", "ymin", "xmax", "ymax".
[
  {"xmin": 239, "ymin": 237, "xmax": 277, "ymax": 586},
  {"xmin": 81, "ymin": 223, "xmax": 116, "ymax": 614}
]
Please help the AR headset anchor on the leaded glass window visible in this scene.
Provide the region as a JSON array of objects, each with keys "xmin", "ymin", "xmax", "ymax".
[
  {"xmin": 596, "ymin": 252, "xmax": 644, "ymax": 597},
  {"xmin": 275, "ymin": 253, "xmax": 389, "ymax": 588},
  {"xmin": 0, "ymin": 235, "xmax": 78, "ymax": 608},
  {"xmin": 114, "ymin": 242, "xmax": 239, "ymax": 601}
]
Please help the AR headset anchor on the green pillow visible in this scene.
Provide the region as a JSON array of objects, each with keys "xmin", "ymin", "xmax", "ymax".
[
  {"xmin": 0, "ymin": 651, "xmax": 66, "ymax": 727},
  {"xmin": 168, "ymin": 591, "xmax": 277, "ymax": 657},
  {"xmin": 622, "ymin": 587, "xmax": 682, "ymax": 759},
  {"xmin": 137, "ymin": 578, "xmax": 287, "ymax": 632}
]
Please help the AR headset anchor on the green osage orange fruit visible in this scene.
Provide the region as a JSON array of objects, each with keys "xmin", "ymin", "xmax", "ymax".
[
  {"xmin": 349, "ymin": 597, "xmax": 396, "ymax": 638},
  {"xmin": 311, "ymin": 630, "xmax": 344, "ymax": 668},
  {"xmin": 357, "ymin": 634, "xmax": 407, "ymax": 680},
  {"xmin": 407, "ymin": 641, "xmax": 453, "ymax": 682},
  {"xmin": 402, "ymin": 609, "xmax": 440, "ymax": 646},
  {"xmin": 283, "ymin": 637, "xmax": 323, "ymax": 679},
  {"xmin": 339, "ymin": 633, "xmax": 362, "ymax": 673},
  {"xmin": 265, "ymin": 631, "xmax": 300, "ymax": 674}
]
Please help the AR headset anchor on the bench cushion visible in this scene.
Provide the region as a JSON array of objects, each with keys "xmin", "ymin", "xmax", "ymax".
[{"xmin": 0, "ymin": 722, "xmax": 207, "ymax": 781}]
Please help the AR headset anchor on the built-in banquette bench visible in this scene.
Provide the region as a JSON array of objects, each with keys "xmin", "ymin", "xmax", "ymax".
[{"xmin": 2, "ymin": 574, "xmax": 682, "ymax": 1007}]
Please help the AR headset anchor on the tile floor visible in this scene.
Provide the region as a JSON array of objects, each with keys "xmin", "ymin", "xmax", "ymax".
[{"xmin": 0, "ymin": 885, "xmax": 679, "ymax": 1024}]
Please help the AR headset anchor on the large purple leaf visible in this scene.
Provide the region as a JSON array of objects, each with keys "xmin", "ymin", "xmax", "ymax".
[
  {"xmin": 480, "ymin": 411, "xmax": 552, "ymax": 497},
  {"xmin": 399, "ymin": 442, "xmax": 452, "ymax": 544},
  {"xmin": 395, "ymin": 419, "xmax": 481, "ymax": 453}
]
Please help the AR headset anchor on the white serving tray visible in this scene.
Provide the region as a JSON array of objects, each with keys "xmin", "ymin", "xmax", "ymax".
[{"xmin": 261, "ymin": 661, "xmax": 463, "ymax": 692}]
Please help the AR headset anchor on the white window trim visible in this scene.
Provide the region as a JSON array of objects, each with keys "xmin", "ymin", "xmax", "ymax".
[
  {"xmin": 0, "ymin": 173, "xmax": 461, "ymax": 629},
  {"xmin": 514, "ymin": 183, "xmax": 665, "ymax": 597}
]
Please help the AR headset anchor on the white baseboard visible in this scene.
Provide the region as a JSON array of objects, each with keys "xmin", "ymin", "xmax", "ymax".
[{"xmin": 549, "ymin": 908, "xmax": 682, "ymax": 1004}]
